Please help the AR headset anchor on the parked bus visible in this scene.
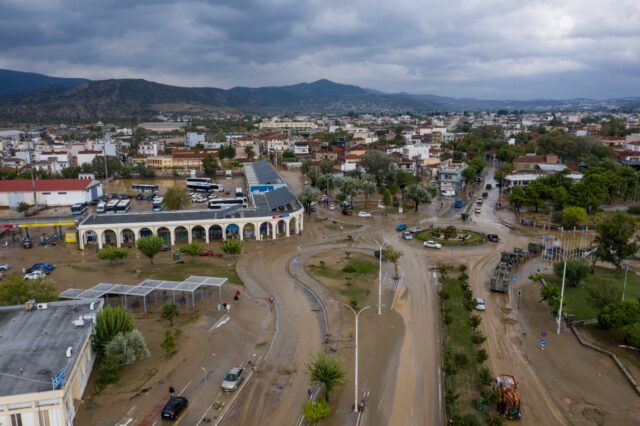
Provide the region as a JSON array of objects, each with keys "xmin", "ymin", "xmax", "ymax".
[
  {"xmin": 235, "ymin": 187, "xmax": 243, "ymax": 198},
  {"xmin": 106, "ymin": 200, "xmax": 119, "ymax": 213},
  {"xmin": 132, "ymin": 183, "xmax": 159, "ymax": 192},
  {"xmin": 207, "ymin": 198, "xmax": 247, "ymax": 210},
  {"xmin": 186, "ymin": 177, "xmax": 222, "ymax": 192},
  {"xmin": 152, "ymin": 197, "xmax": 164, "ymax": 212},
  {"xmin": 96, "ymin": 201, "xmax": 107, "ymax": 213},
  {"xmin": 116, "ymin": 199, "xmax": 131, "ymax": 213},
  {"xmin": 225, "ymin": 170, "xmax": 232, "ymax": 180},
  {"xmin": 71, "ymin": 203, "xmax": 88, "ymax": 216}
]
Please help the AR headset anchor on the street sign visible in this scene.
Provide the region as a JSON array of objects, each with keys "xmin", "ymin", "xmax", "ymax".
[
  {"xmin": 539, "ymin": 338, "xmax": 547, "ymax": 346},
  {"xmin": 512, "ymin": 274, "xmax": 518, "ymax": 282}
]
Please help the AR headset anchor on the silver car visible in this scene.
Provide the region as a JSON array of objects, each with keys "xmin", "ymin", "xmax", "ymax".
[
  {"xmin": 0, "ymin": 263, "xmax": 9, "ymax": 271},
  {"xmin": 221, "ymin": 367, "xmax": 245, "ymax": 391}
]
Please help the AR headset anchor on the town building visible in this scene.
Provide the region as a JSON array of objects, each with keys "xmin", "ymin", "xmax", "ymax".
[
  {"xmin": 0, "ymin": 179, "xmax": 103, "ymax": 208},
  {"xmin": 437, "ymin": 164, "xmax": 467, "ymax": 196},
  {"xmin": 0, "ymin": 299, "xmax": 103, "ymax": 426}
]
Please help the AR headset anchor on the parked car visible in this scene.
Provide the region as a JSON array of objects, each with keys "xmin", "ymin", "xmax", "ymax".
[
  {"xmin": 475, "ymin": 298, "xmax": 486, "ymax": 311},
  {"xmin": 476, "ymin": 198, "xmax": 483, "ymax": 205},
  {"xmin": 329, "ymin": 204, "xmax": 336, "ymax": 210},
  {"xmin": 22, "ymin": 239, "xmax": 33, "ymax": 249},
  {"xmin": 475, "ymin": 207, "xmax": 481, "ymax": 215},
  {"xmin": 162, "ymin": 244, "xmax": 170, "ymax": 252},
  {"xmin": 342, "ymin": 209, "xmax": 353, "ymax": 216},
  {"xmin": 29, "ymin": 263, "xmax": 55, "ymax": 273},
  {"xmin": 221, "ymin": 367, "xmax": 245, "ymax": 391},
  {"xmin": 396, "ymin": 224, "xmax": 408, "ymax": 232},
  {"xmin": 485, "ymin": 184, "xmax": 492, "ymax": 190},
  {"xmin": 409, "ymin": 226, "xmax": 423, "ymax": 234},
  {"xmin": 488, "ymin": 234, "xmax": 499, "ymax": 242},
  {"xmin": 482, "ymin": 192, "xmax": 489, "ymax": 198},
  {"xmin": 0, "ymin": 263, "xmax": 9, "ymax": 271},
  {"xmin": 402, "ymin": 232, "xmax": 413, "ymax": 240},
  {"xmin": 161, "ymin": 396, "xmax": 188, "ymax": 420},
  {"xmin": 24, "ymin": 270, "xmax": 46, "ymax": 280},
  {"xmin": 475, "ymin": 176, "xmax": 482, "ymax": 182},
  {"xmin": 423, "ymin": 240, "xmax": 442, "ymax": 249},
  {"xmin": 358, "ymin": 211, "xmax": 372, "ymax": 218}
]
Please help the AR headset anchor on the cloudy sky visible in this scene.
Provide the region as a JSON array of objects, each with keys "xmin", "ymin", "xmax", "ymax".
[{"xmin": 0, "ymin": 0, "xmax": 639, "ymax": 99}]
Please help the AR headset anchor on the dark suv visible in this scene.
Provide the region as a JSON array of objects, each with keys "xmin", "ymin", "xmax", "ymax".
[{"xmin": 161, "ymin": 396, "xmax": 188, "ymax": 420}]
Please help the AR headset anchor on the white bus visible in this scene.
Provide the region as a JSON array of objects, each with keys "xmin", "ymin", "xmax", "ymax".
[
  {"xmin": 106, "ymin": 200, "xmax": 119, "ymax": 213},
  {"xmin": 152, "ymin": 197, "xmax": 164, "ymax": 211},
  {"xmin": 207, "ymin": 198, "xmax": 247, "ymax": 210},
  {"xmin": 116, "ymin": 199, "xmax": 131, "ymax": 213},
  {"xmin": 225, "ymin": 170, "xmax": 232, "ymax": 180},
  {"xmin": 71, "ymin": 203, "xmax": 88, "ymax": 216},
  {"xmin": 96, "ymin": 201, "xmax": 107, "ymax": 213},
  {"xmin": 186, "ymin": 177, "xmax": 222, "ymax": 192}
]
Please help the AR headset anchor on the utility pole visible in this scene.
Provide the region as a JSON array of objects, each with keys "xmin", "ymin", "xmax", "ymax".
[
  {"xmin": 622, "ymin": 264, "xmax": 630, "ymax": 301},
  {"xmin": 201, "ymin": 367, "xmax": 208, "ymax": 422},
  {"xmin": 341, "ymin": 303, "xmax": 371, "ymax": 412},
  {"xmin": 103, "ymin": 143, "xmax": 109, "ymax": 180},
  {"xmin": 556, "ymin": 249, "xmax": 568, "ymax": 335},
  {"xmin": 374, "ymin": 240, "xmax": 383, "ymax": 315},
  {"xmin": 29, "ymin": 137, "xmax": 37, "ymax": 207}
]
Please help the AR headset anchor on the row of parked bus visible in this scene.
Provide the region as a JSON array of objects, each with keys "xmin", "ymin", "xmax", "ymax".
[{"xmin": 96, "ymin": 199, "xmax": 131, "ymax": 214}]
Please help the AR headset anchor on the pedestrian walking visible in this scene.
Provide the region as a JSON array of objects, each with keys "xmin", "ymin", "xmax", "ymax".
[
  {"xmin": 269, "ymin": 296, "xmax": 274, "ymax": 304},
  {"xmin": 169, "ymin": 385, "xmax": 175, "ymax": 398}
]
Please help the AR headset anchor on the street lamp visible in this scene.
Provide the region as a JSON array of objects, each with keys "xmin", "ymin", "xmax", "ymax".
[
  {"xmin": 201, "ymin": 367, "xmax": 208, "ymax": 421},
  {"xmin": 340, "ymin": 303, "xmax": 372, "ymax": 413},
  {"xmin": 373, "ymin": 240, "xmax": 383, "ymax": 315}
]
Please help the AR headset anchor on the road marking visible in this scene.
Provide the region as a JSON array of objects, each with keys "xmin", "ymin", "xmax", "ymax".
[
  {"xmin": 209, "ymin": 315, "xmax": 230, "ymax": 331},
  {"xmin": 115, "ymin": 419, "xmax": 132, "ymax": 426},
  {"xmin": 126, "ymin": 406, "xmax": 136, "ymax": 416},
  {"xmin": 180, "ymin": 380, "xmax": 192, "ymax": 395},
  {"xmin": 152, "ymin": 421, "xmax": 157, "ymax": 426}
]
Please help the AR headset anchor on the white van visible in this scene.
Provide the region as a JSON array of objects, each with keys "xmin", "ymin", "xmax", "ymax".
[
  {"xmin": 96, "ymin": 201, "xmax": 106, "ymax": 213},
  {"xmin": 225, "ymin": 170, "xmax": 232, "ymax": 180}
]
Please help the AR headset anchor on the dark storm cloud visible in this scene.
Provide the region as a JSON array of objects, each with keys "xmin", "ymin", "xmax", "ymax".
[{"xmin": 0, "ymin": 0, "xmax": 638, "ymax": 99}]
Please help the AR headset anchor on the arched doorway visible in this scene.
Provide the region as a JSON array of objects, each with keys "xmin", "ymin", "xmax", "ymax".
[
  {"xmin": 102, "ymin": 230, "xmax": 117, "ymax": 246},
  {"xmin": 157, "ymin": 227, "xmax": 171, "ymax": 244},
  {"xmin": 174, "ymin": 226, "xmax": 188, "ymax": 243},
  {"xmin": 243, "ymin": 223, "xmax": 255, "ymax": 240},
  {"xmin": 225, "ymin": 224, "xmax": 239, "ymax": 239},
  {"xmin": 84, "ymin": 230, "xmax": 97, "ymax": 246},
  {"xmin": 277, "ymin": 220, "xmax": 287, "ymax": 237},
  {"xmin": 121, "ymin": 229, "xmax": 136, "ymax": 246},
  {"xmin": 260, "ymin": 222, "xmax": 273, "ymax": 239},
  {"xmin": 209, "ymin": 225, "xmax": 223, "ymax": 241},
  {"xmin": 192, "ymin": 225, "xmax": 206, "ymax": 242},
  {"xmin": 290, "ymin": 217, "xmax": 297, "ymax": 235},
  {"xmin": 139, "ymin": 228, "xmax": 153, "ymax": 238}
]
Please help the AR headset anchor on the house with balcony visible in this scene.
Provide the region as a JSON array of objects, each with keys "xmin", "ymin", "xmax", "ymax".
[{"xmin": 437, "ymin": 163, "xmax": 467, "ymax": 196}]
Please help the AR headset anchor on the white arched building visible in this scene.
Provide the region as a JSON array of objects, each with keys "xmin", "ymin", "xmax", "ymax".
[{"xmin": 78, "ymin": 163, "xmax": 304, "ymax": 249}]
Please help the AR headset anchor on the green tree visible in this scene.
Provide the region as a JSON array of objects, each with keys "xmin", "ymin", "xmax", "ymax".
[
  {"xmin": 202, "ymin": 153, "xmax": 220, "ymax": 176},
  {"xmin": 219, "ymin": 144, "xmax": 236, "ymax": 160},
  {"xmin": 360, "ymin": 150, "xmax": 397, "ymax": 186},
  {"xmin": 339, "ymin": 176, "xmax": 359, "ymax": 205},
  {"xmin": 587, "ymin": 280, "xmax": 623, "ymax": 311},
  {"xmin": 61, "ymin": 166, "xmax": 80, "ymax": 178},
  {"xmin": 97, "ymin": 246, "xmax": 129, "ymax": 262},
  {"xmin": 622, "ymin": 322, "xmax": 640, "ymax": 347},
  {"xmin": 508, "ymin": 186, "xmax": 527, "ymax": 214},
  {"xmin": 384, "ymin": 246, "xmax": 403, "ymax": 279},
  {"xmin": 136, "ymin": 235, "xmax": 164, "ymax": 264},
  {"xmin": 593, "ymin": 212, "xmax": 638, "ymax": 270},
  {"xmin": 244, "ymin": 145, "xmax": 256, "ymax": 161},
  {"xmin": 97, "ymin": 354, "xmax": 121, "ymax": 389},
  {"xmin": 163, "ymin": 187, "xmax": 191, "ymax": 211},
  {"xmin": 220, "ymin": 238, "xmax": 243, "ymax": 255},
  {"xmin": 560, "ymin": 207, "xmax": 587, "ymax": 229},
  {"xmin": 94, "ymin": 306, "xmax": 134, "ymax": 355},
  {"xmin": 105, "ymin": 330, "xmax": 150, "ymax": 365},
  {"xmin": 404, "ymin": 183, "xmax": 434, "ymax": 212},
  {"xmin": 597, "ymin": 301, "xmax": 640, "ymax": 329},
  {"xmin": 0, "ymin": 275, "xmax": 57, "ymax": 306},
  {"xmin": 359, "ymin": 179, "xmax": 376, "ymax": 209},
  {"xmin": 161, "ymin": 301, "xmax": 180, "ymax": 326},
  {"xmin": 553, "ymin": 260, "xmax": 590, "ymax": 287},
  {"xmin": 539, "ymin": 282, "xmax": 561, "ymax": 314},
  {"xmin": 301, "ymin": 159, "xmax": 314, "ymax": 176},
  {"xmin": 306, "ymin": 352, "xmax": 347, "ymax": 401},
  {"xmin": 179, "ymin": 242, "xmax": 203, "ymax": 259},
  {"xmin": 320, "ymin": 161, "xmax": 334, "ymax": 174},
  {"xmin": 16, "ymin": 202, "xmax": 30, "ymax": 213},
  {"xmin": 302, "ymin": 397, "xmax": 330, "ymax": 424},
  {"xmin": 282, "ymin": 149, "xmax": 296, "ymax": 161},
  {"xmin": 298, "ymin": 186, "xmax": 320, "ymax": 214},
  {"xmin": 160, "ymin": 329, "xmax": 177, "ymax": 358}
]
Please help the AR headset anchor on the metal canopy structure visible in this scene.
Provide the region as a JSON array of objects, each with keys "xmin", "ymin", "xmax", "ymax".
[
  {"xmin": 59, "ymin": 275, "xmax": 229, "ymax": 312},
  {"xmin": 263, "ymin": 186, "xmax": 297, "ymax": 211}
]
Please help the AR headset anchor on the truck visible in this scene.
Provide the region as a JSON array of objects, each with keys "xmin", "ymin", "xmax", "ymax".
[
  {"xmin": 494, "ymin": 374, "xmax": 522, "ymax": 420},
  {"xmin": 454, "ymin": 199, "xmax": 464, "ymax": 208}
]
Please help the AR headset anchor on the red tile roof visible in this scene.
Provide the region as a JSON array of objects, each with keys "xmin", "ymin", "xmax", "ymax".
[{"xmin": 0, "ymin": 179, "xmax": 93, "ymax": 193}]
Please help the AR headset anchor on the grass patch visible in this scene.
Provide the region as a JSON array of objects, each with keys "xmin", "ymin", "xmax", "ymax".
[
  {"xmin": 416, "ymin": 229, "xmax": 485, "ymax": 246},
  {"xmin": 583, "ymin": 324, "xmax": 640, "ymax": 372},
  {"xmin": 136, "ymin": 259, "xmax": 242, "ymax": 285},
  {"xmin": 544, "ymin": 266, "xmax": 640, "ymax": 320}
]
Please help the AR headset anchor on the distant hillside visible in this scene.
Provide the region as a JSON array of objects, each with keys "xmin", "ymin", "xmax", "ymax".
[
  {"xmin": 0, "ymin": 71, "xmax": 443, "ymax": 121},
  {"xmin": 0, "ymin": 69, "xmax": 88, "ymax": 97}
]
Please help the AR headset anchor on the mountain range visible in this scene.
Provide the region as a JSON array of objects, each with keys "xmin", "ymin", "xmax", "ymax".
[{"xmin": 0, "ymin": 68, "xmax": 638, "ymax": 122}]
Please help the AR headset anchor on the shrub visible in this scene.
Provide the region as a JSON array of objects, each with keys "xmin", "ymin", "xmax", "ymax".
[
  {"xmin": 622, "ymin": 322, "xmax": 640, "ymax": 347},
  {"xmin": 453, "ymin": 352, "xmax": 469, "ymax": 368},
  {"xmin": 471, "ymin": 330, "xmax": 487, "ymax": 344},
  {"xmin": 478, "ymin": 367, "xmax": 492, "ymax": 386},
  {"xmin": 554, "ymin": 260, "xmax": 589, "ymax": 287},
  {"xmin": 476, "ymin": 349, "xmax": 488, "ymax": 364},
  {"xmin": 306, "ymin": 352, "xmax": 347, "ymax": 401},
  {"xmin": 105, "ymin": 330, "xmax": 150, "ymax": 365},
  {"xmin": 179, "ymin": 242, "xmax": 203, "ymax": 258},
  {"xmin": 342, "ymin": 265, "xmax": 356, "ymax": 273},
  {"xmin": 16, "ymin": 202, "xmax": 31, "ymax": 213},
  {"xmin": 444, "ymin": 226, "xmax": 458, "ymax": 239},
  {"xmin": 160, "ymin": 329, "xmax": 177, "ymax": 358},
  {"xmin": 97, "ymin": 246, "xmax": 129, "ymax": 262},
  {"xmin": 97, "ymin": 354, "xmax": 121, "ymax": 390},
  {"xmin": 302, "ymin": 397, "xmax": 330, "ymax": 423},
  {"xmin": 470, "ymin": 315, "xmax": 482, "ymax": 329},
  {"xmin": 221, "ymin": 239, "xmax": 243, "ymax": 255},
  {"xmin": 94, "ymin": 306, "xmax": 134, "ymax": 355},
  {"xmin": 597, "ymin": 301, "xmax": 640, "ymax": 329}
]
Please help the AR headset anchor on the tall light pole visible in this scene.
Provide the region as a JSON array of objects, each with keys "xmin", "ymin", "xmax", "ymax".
[
  {"xmin": 556, "ymin": 253, "xmax": 568, "ymax": 335},
  {"xmin": 373, "ymin": 240, "xmax": 383, "ymax": 315},
  {"xmin": 201, "ymin": 367, "xmax": 208, "ymax": 421},
  {"xmin": 622, "ymin": 264, "xmax": 630, "ymax": 301},
  {"xmin": 341, "ymin": 303, "xmax": 372, "ymax": 412}
]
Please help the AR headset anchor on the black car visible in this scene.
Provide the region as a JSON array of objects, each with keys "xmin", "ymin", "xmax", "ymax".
[
  {"xmin": 487, "ymin": 234, "xmax": 499, "ymax": 242},
  {"xmin": 161, "ymin": 396, "xmax": 188, "ymax": 420},
  {"xmin": 22, "ymin": 239, "xmax": 33, "ymax": 249},
  {"xmin": 482, "ymin": 192, "xmax": 489, "ymax": 198}
]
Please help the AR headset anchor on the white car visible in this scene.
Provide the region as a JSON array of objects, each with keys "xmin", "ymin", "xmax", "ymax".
[
  {"xmin": 358, "ymin": 211, "xmax": 372, "ymax": 218},
  {"xmin": 221, "ymin": 367, "xmax": 245, "ymax": 391},
  {"xmin": 475, "ymin": 298, "xmax": 486, "ymax": 311},
  {"xmin": 402, "ymin": 232, "xmax": 413, "ymax": 240},
  {"xmin": 409, "ymin": 226, "xmax": 423, "ymax": 234},
  {"xmin": 0, "ymin": 263, "xmax": 9, "ymax": 271},
  {"xmin": 423, "ymin": 240, "xmax": 442, "ymax": 249},
  {"xmin": 24, "ymin": 270, "xmax": 46, "ymax": 280},
  {"xmin": 329, "ymin": 204, "xmax": 336, "ymax": 210}
]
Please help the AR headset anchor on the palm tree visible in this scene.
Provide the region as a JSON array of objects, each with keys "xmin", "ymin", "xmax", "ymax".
[
  {"xmin": 306, "ymin": 352, "xmax": 347, "ymax": 401},
  {"xmin": 244, "ymin": 145, "xmax": 256, "ymax": 161}
]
